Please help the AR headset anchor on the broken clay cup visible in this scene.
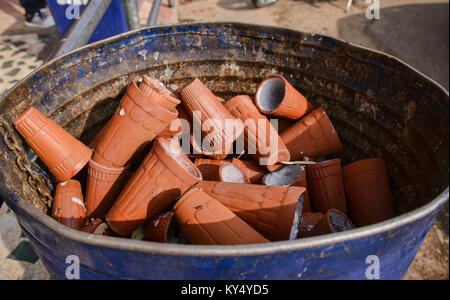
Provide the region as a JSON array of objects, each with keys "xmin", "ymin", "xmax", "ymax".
[
  {"xmin": 92, "ymin": 78, "xmax": 178, "ymax": 168},
  {"xmin": 106, "ymin": 138, "xmax": 202, "ymax": 237},
  {"xmin": 255, "ymin": 74, "xmax": 313, "ymax": 120},
  {"xmin": 280, "ymin": 107, "xmax": 342, "ymax": 161},
  {"xmin": 302, "ymin": 209, "xmax": 355, "ymax": 238},
  {"xmin": 219, "ymin": 162, "xmax": 250, "ymax": 184},
  {"xmin": 14, "ymin": 107, "xmax": 92, "ymax": 182},
  {"xmin": 143, "ymin": 211, "xmax": 175, "ymax": 243},
  {"xmin": 179, "ymin": 78, "xmax": 244, "ymax": 157},
  {"xmin": 342, "ymin": 158, "xmax": 395, "ymax": 226},
  {"xmin": 306, "ymin": 159, "xmax": 347, "ymax": 214},
  {"xmin": 231, "ymin": 158, "xmax": 266, "ymax": 184},
  {"xmin": 52, "ymin": 180, "xmax": 87, "ymax": 230},
  {"xmin": 196, "ymin": 181, "xmax": 306, "ymax": 241},
  {"xmin": 173, "ymin": 188, "xmax": 269, "ymax": 245},
  {"xmin": 224, "ymin": 95, "xmax": 290, "ymax": 168}
]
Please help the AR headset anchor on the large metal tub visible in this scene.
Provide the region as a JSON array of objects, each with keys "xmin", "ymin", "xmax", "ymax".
[{"xmin": 0, "ymin": 23, "xmax": 448, "ymax": 280}]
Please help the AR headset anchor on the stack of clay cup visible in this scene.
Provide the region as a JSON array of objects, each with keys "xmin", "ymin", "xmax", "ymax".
[{"xmin": 14, "ymin": 74, "xmax": 396, "ymax": 245}]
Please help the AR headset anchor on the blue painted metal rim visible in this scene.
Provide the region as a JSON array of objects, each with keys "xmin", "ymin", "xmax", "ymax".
[{"xmin": 1, "ymin": 22, "xmax": 449, "ymax": 257}]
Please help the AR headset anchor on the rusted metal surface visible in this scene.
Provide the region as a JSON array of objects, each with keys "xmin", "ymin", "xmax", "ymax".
[{"xmin": 0, "ymin": 22, "xmax": 448, "ymax": 279}]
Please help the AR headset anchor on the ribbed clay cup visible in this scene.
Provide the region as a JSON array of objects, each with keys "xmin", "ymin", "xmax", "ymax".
[
  {"xmin": 297, "ymin": 212, "xmax": 324, "ymax": 238},
  {"xmin": 143, "ymin": 211, "xmax": 175, "ymax": 243},
  {"xmin": 179, "ymin": 78, "xmax": 244, "ymax": 157},
  {"xmin": 92, "ymin": 79, "xmax": 178, "ymax": 168},
  {"xmin": 255, "ymin": 74, "xmax": 313, "ymax": 120},
  {"xmin": 302, "ymin": 209, "xmax": 355, "ymax": 238},
  {"xmin": 261, "ymin": 164, "xmax": 311, "ymax": 213},
  {"xmin": 224, "ymin": 95, "xmax": 290, "ymax": 169},
  {"xmin": 306, "ymin": 159, "xmax": 347, "ymax": 214},
  {"xmin": 280, "ymin": 107, "xmax": 342, "ymax": 161},
  {"xmin": 85, "ymin": 159, "xmax": 128, "ymax": 218},
  {"xmin": 342, "ymin": 158, "xmax": 395, "ymax": 226},
  {"xmin": 106, "ymin": 138, "xmax": 202, "ymax": 237},
  {"xmin": 173, "ymin": 188, "xmax": 269, "ymax": 245},
  {"xmin": 52, "ymin": 180, "xmax": 87, "ymax": 230},
  {"xmin": 14, "ymin": 107, "xmax": 92, "ymax": 182},
  {"xmin": 231, "ymin": 158, "xmax": 266, "ymax": 184},
  {"xmin": 194, "ymin": 158, "xmax": 228, "ymax": 181},
  {"xmin": 196, "ymin": 181, "xmax": 306, "ymax": 241},
  {"xmin": 139, "ymin": 76, "xmax": 180, "ymax": 111},
  {"xmin": 219, "ymin": 163, "xmax": 250, "ymax": 184}
]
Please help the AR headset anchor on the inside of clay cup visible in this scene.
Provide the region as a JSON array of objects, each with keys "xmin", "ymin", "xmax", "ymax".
[
  {"xmin": 263, "ymin": 164, "xmax": 303, "ymax": 186},
  {"xmin": 220, "ymin": 164, "xmax": 247, "ymax": 183},
  {"xmin": 159, "ymin": 138, "xmax": 202, "ymax": 179},
  {"xmin": 329, "ymin": 211, "xmax": 353, "ymax": 233},
  {"xmin": 257, "ymin": 76, "xmax": 286, "ymax": 112}
]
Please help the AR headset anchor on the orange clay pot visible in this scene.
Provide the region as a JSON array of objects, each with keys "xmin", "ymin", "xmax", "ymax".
[
  {"xmin": 52, "ymin": 180, "xmax": 87, "ymax": 230},
  {"xmin": 297, "ymin": 212, "xmax": 324, "ymax": 238},
  {"xmin": 196, "ymin": 181, "xmax": 306, "ymax": 241},
  {"xmin": 306, "ymin": 159, "xmax": 347, "ymax": 214},
  {"xmin": 280, "ymin": 107, "xmax": 342, "ymax": 161},
  {"xmin": 194, "ymin": 158, "xmax": 228, "ymax": 181},
  {"xmin": 81, "ymin": 218, "xmax": 117, "ymax": 236},
  {"xmin": 224, "ymin": 95, "xmax": 290, "ymax": 169},
  {"xmin": 342, "ymin": 158, "xmax": 395, "ymax": 226},
  {"xmin": 173, "ymin": 188, "xmax": 269, "ymax": 245},
  {"xmin": 219, "ymin": 162, "xmax": 250, "ymax": 184},
  {"xmin": 255, "ymin": 74, "xmax": 313, "ymax": 120},
  {"xmin": 106, "ymin": 138, "xmax": 202, "ymax": 237},
  {"xmin": 139, "ymin": 76, "xmax": 180, "ymax": 110},
  {"xmin": 143, "ymin": 211, "xmax": 175, "ymax": 243},
  {"xmin": 92, "ymin": 78, "xmax": 178, "ymax": 168},
  {"xmin": 14, "ymin": 107, "xmax": 92, "ymax": 182},
  {"xmin": 179, "ymin": 78, "xmax": 244, "ymax": 157},
  {"xmin": 231, "ymin": 158, "xmax": 266, "ymax": 184},
  {"xmin": 85, "ymin": 159, "xmax": 128, "ymax": 218},
  {"xmin": 302, "ymin": 209, "xmax": 355, "ymax": 238},
  {"xmin": 261, "ymin": 164, "xmax": 311, "ymax": 213}
]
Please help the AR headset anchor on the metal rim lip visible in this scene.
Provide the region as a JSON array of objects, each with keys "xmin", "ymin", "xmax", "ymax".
[{"xmin": 1, "ymin": 22, "xmax": 449, "ymax": 256}]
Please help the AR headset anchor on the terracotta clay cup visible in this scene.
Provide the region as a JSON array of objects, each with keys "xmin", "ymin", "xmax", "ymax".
[
  {"xmin": 219, "ymin": 162, "xmax": 250, "ymax": 184},
  {"xmin": 262, "ymin": 164, "xmax": 311, "ymax": 213},
  {"xmin": 194, "ymin": 158, "xmax": 228, "ymax": 181},
  {"xmin": 342, "ymin": 158, "xmax": 395, "ymax": 226},
  {"xmin": 85, "ymin": 160, "xmax": 129, "ymax": 218},
  {"xmin": 92, "ymin": 78, "xmax": 178, "ymax": 169},
  {"xmin": 224, "ymin": 95, "xmax": 290, "ymax": 169},
  {"xmin": 306, "ymin": 159, "xmax": 347, "ymax": 214},
  {"xmin": 179, "ymin": 78, "xmax": 244, "ymax": 157},
  {"xmin": 106, "ymin": 138, "xmax": 202, "ymax": 237},
  {"xmin": 81, "ymin": 218, "xmax": 117, "ymax": 236},
  {"xmin": 255, "ymin": 74, "xmax": 313, "ymax": 120},
  {"xmin": 52, "ymin": 180, "xmax": 87, "ymax": 230},
  {"xmin": 197, "ymin": 181, "xmax": 306, "ymax": 241},
  {"xmin": 297, "ymin": 212, "xmax": 324, "ymax": 238},
  {"xmin": 231, "ymin": 158, "xmax": 266, "ymax": 184},
  {"xmin": 173, "ymin": 188, "xmax": 269, "ymax": 245},
  {"xmin": 302, "ymin": 209, "xmax": 355, "ymax": 238},
  {"xmin": 280, "ymin": 107, "xmax": 342, "ymax": 161},
  {"xmin": 143, "ymin": 211, "xmax": 175, "ymax": 243},
  {"xmin": 14, "ymin": 107, "xmax": 92, "ymax": 182},
  {"xmin": 139, "ymin": 76, "xmax": 180, "ymax": 110}
]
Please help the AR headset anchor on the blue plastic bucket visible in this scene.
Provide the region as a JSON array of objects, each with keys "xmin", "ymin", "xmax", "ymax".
[
  {"xmin": 0, "ymin": 23, "xmax": 448, "ymax": 279},
  {"xmin": 46, "ymin": 0, "xmax": 128, "ymax": 43}
]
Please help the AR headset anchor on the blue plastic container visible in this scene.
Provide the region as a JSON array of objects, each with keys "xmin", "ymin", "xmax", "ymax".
[
  {"xmin": 0, "ymin": 23, "xmax": 448, "ymax": 280},
  {"xmin": 47, "ymin": 0, "xmax": 128, "ymax": 43}
]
